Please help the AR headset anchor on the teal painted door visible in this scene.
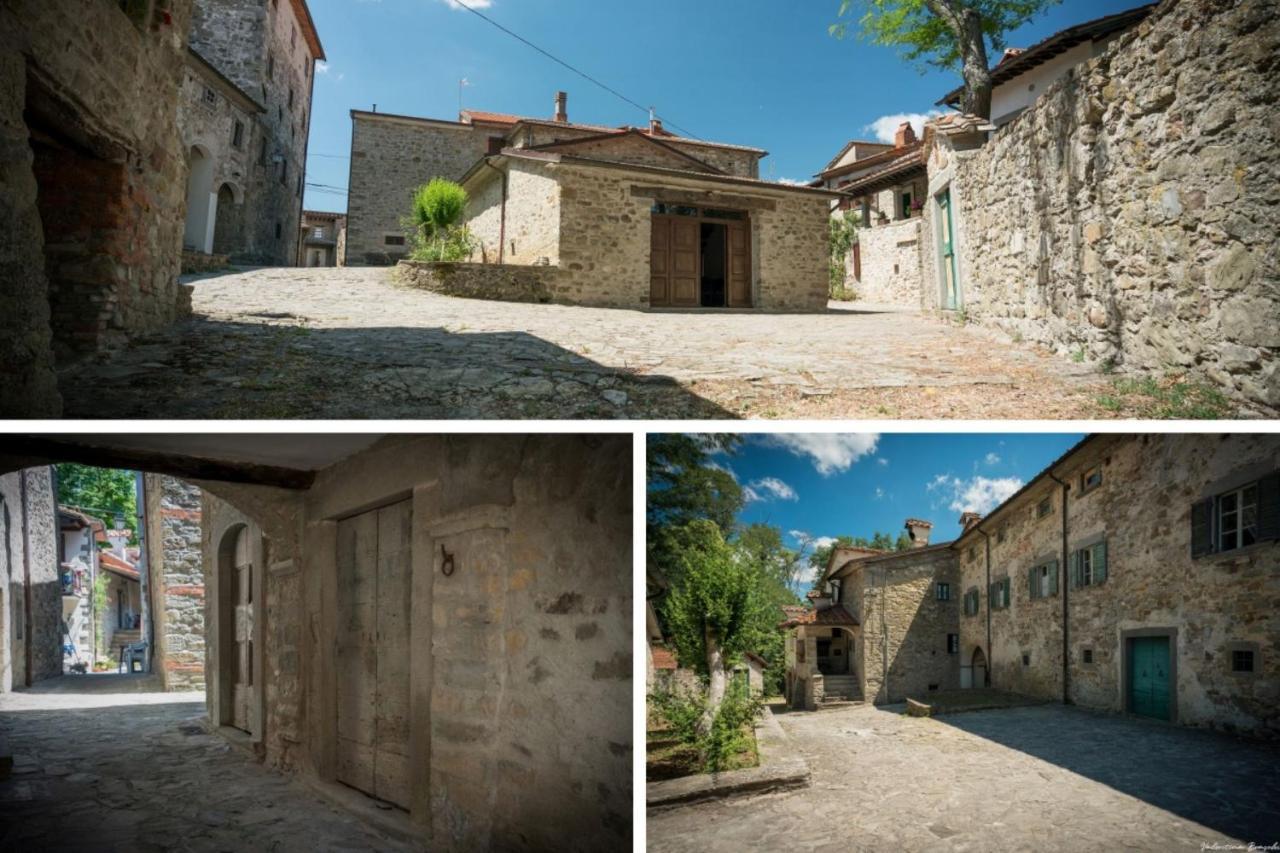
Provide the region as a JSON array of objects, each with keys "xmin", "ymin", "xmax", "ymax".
[
  {"xmin": 1129, "ymin": 637, "xmax": 1171, "ymax": 721},
  {"xmin": 938, "ymin": 190, "xmax": 960, "ymax": 310}
]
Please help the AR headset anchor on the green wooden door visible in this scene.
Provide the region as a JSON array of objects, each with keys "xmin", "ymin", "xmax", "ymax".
[
  {"xmin": 938, "ymin": 190, "xmax": 960, "ymax": 310},
  {"xmin": 1129, "ymin": 636, "xmax": 1171, "ymax": 721}
]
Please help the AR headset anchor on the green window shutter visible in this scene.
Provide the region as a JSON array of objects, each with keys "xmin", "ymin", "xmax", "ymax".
[
  {"xmin": 1049, "ymin": 559, "xmax": 1059, "ymax": 595},
  {"xmin": 1190, "ymin": 497, "xmax": 1214, "ymax": 558},
  {"xmin": 1004, "ymin": 578, "xmax": 1011, "ymax": 607},
  {"xmin": 1093, "ymin": 540, "xmax": 1108, "ymax": 584},
  {"xmin": 1069, "ymin": 549, "xmax": 1079, "ymax": 589},
  {"xmin": 1257, "ymin": 471, "xmax": 1280, "ymax": 541},
  {"xmin": 1028, "ymin": 566, "xmax": 1037, "ymax": 600}
]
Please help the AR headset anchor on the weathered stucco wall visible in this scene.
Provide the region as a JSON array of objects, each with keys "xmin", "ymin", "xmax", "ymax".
[
  {"xmin": 856, "ymin": 217, "xmax": 924, "ymax": 306},
  {"xmin": 0, "ymin": 468, "xmax": 60, "ymax": 691},
  {"xmin": 146, "ymin": 475, "xmax": 206, "ymax": 692},
  {"xmin": 347, "ymin": 114, "xmax": 494, "ymax": 265},
  {"xmin": 195, "ymin": 436, "xmax": 631, "ymax": 849},
  {"xmin": 922, "ymin": 0, "xmax": 1280, "ymax": 408},
  {"xmin": 958, "ymin": 433, "xmax": 1280, "ymax": 739},
  {"xmin": 0, "ymin": 0, "xmax": 196, "ymax": 416}
]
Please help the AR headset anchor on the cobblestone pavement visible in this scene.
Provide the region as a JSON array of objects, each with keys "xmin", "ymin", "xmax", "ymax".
[
  {"xmin": 60, "ymin": 266, "xmax": 1140, "ymax": 420},
  {"xmin": 0, "ymin": 675, "xmax": 414, "ymax": 852},
  {"xmin": 648, "ymin": 703, "xmax": 1280, "ymax": 852}
]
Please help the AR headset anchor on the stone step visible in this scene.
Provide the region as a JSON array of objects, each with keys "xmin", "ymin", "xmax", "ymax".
[{"xmin": 817, "ymin": 699, "xmax": 865, "ymax": 711}]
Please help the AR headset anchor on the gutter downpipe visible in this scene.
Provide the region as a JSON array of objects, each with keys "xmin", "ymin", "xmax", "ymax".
[
  {"xmin": 481, "ymin": 158, "xmax": 507, "ymax": 264},
  {"xmin": 978, "ymin": 527, "xmax": 992, "ymax": 688},
  {"xmin": 1049, "ymin": 470, "xmax": 1070, "ymax": 705}
]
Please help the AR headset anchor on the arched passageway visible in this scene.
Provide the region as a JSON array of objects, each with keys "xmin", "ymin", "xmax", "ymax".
[{"xmin": 183, "ymin": 146, "xmax": 216, "ymax": 253}]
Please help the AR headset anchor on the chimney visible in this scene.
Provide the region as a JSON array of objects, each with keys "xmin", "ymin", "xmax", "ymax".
[
  {"xmin": 894, "ymin": 121, "xmax": 916, "ymax": 148},
  {"xmin": 904, "ymin": 518, "xmax": 933, "ymax": 548},
  {"xmin": 958, "ymin": 511, "xmax": 983, "ymax": 532},
  {"xmin": 553, "ymin": 90, "xmax": 568, "ymax": 123},
  {"xmin": 649, "ymin": 116, "xmax": 663, "ymax": 135},
  {"xmin": 806, "ymin": 588, "xmax": 832, "ymax": 609}
]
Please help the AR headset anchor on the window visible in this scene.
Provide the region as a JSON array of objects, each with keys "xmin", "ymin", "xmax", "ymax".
[
  {"xmin": 268, "ymin": 55, "xmax": 275, "ymax": 79},
  {"xmin": 1022, "ymin": 653, "xmax": 1030, "ymax": 666},
  {"xmin": 384, "ymin": 235, "xmax": 406, "ymax": 246},
  {"xmin": 1037, "ymin": 496, "xmax": 1052, "ymax": 518},
  {"xmin": 997, "ymin": 526, "xmax": 1007, "ymax": 544},
  {"xmin": 278, "ymin": 105, "xmax": 283, "ymax": 123},
  {"xmin": 989, "ymin": 577, "xmax": 1010, "ymax": 610},
  {"xmin": 1193, "ymin": 474, "xmax": 1277, "ymax": 557},
  {"xmin": 312, "ymin": 227, "xmax": 324, "ymax": 239},
  {"xmin": 947, "ymin": 634, "xmax": 959, "ymax": 654},
  {"xmin": 232, "ymin": 120, "xmax": 245, "ymax": 149},
  {"xmin": 1081, "ymin": 465, "xmax": 1103, "ymax": 494},
  {"xmin": 899, "ymin": 190, "xmax": 912, "ymax": 218},
  {"xmin": 966, "ymin": 546, "xmax": 975, "ymax": 561},
  {"xmin": 1231, "ymin": 648, "xmax": 1256, "ymax": 674},
  {"xmin": 962, "ymin": 588, "xmax": 979, "ymax": 616},
  {"xmin": 935, "ymin": 582, "xmax": 951, "ymax": 601},
  {"xmin": 275, "ymin": 222, "xmax": 282, "ymax": 239},
  {"xmin": 1071, "ymin": 540, "xmax": 1108, "ymax": 588},
  {"xmin": 288, "ymin": 87, "xmax": 294, "ymax": 110},
  {"xmin": 1027, "ymin": 560, "xmax": 1058, "ymax": 600},
  {"xmin": 1082, "ymin": 648, "xmax": 1094, "ymax": 664},
  {"xmin": 202, "ymin": 87, "xmax": 217, "ymax": 106}
]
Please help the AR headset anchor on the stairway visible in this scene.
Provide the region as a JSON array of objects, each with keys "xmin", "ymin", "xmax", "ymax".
[{"xmin": 818, "ymin": 674, "xmax": 863, "ymax": 710}]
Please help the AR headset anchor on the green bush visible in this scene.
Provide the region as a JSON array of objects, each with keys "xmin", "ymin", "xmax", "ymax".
[
  {"xmin": 650, "ymin": 679, "xmax": 763, "ymax": 773},
  {"xmin": 405, "ymin": 179, "xmax": 475, "ymax": 262},
  {"xmin": 408, "ymin": 225, "xmax": 477, "ymax": 262}
]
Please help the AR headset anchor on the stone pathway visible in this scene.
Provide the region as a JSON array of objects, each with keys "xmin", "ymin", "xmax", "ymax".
[
  {"xmin": 648, "ymin": 703, "xmax": 1280, "ymax": 851},
  {"xmin": 58, "ymin": 266, "xmax": 1140, "ymax": 420},
  {"xmin": 0, "ymin": 675, "xmax": 414, "ymax": 852}
]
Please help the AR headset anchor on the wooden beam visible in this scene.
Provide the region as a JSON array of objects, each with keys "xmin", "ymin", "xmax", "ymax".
[
  {"xmin": 630, "ymin": 185, "xmax": 777, "ymax": 211},
  {"xmin": 0, "ymin": 437, "xmax": 316, "ymax": 490}
]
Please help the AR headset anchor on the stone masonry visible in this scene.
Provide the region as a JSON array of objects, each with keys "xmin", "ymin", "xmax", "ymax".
[
  {"xmin": 145, "ymin": 474, "xmax": 206, "ymax": 692},
  {"xmin": 396, "ymin": 260, "xmax": 559, "ymax": 303},
  {"xmin": 853, "ymin": 217, "xmax": 923, "ymax": 306},
  {"xmin": 921, "ymin": 0, "xmax": 1280, "ymax": 407},
  {"xmin": 0, "ymin": 467, "xmax": 61, "ymax": 692},
  {"xmin": 956, "ymin": 433, "xmax": 1280, "ymax": 739},
  {"xmin": 0, "ymin": 0, "xmax": 196, "ymax": 416}
]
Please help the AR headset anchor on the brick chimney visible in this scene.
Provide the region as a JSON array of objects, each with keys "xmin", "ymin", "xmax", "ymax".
[
  {"xmin": 904, "ymin": 518, "xmax": 933, "ymax": 548},
  {"xmin": 958, "ymin": 511, "xmax": 983, "ymax": 532},
  {"xmin": 553, "ymin": 90, "xmax": 568, "ymax": 123},
  {"xmin": 649, "ymin": 116, "xmax": 664, "ymax": 135},
  {"xmin": 894, "ymin": 121, "xmax": 916, "ymax": 148},
  {"xmin": 806, "ymin": 588, "xmax": 832, "ymax": 609}
]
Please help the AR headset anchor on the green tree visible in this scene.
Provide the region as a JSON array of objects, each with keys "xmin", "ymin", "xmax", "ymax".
[
  {"xmin": 733, "ymin": 523, "xmax": 803, "ymax": 694},
  {"xmin": 806, "ymin": 529, "xmax": 915, "ymax": 590},
  {"xmin": 831, "ymin": 0, "xmax": 1061, "ymax": 119},
  {"xmin": 55, "ymin": 464, "xmax": 135, "ymax": 528},
  {"xmin": 661, "ymin": 521, "xmax": 772, "ymax": 726}
]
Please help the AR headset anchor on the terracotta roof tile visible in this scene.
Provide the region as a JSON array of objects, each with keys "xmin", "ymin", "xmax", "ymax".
[
  {"xmin": 99, "ymin": 552, "xmax": 139, "ymax": 581},
  {"xmin": 780, "ymin": 603, "xmax": 859, "ymax": 629}
]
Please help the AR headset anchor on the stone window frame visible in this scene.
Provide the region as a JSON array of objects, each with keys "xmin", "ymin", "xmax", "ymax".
[
  {"xmin": 962, "ymin": 587, "xmax": 980, "ymax": 617},
  {"xmin": 1021, "ymin": 652, "xmax": 1030, "ymax": 667},
  {"xmin": 1081, "ymin": 647, "xmax": 1094, "ymax": 665},
  {"xmin": 1036, "ymin": 495, "xmax": 1053, "ymax": 519},
  {"xmin": 989, "ymin": 576, "xmax": 1011, "ymax": 611},
  {"xmin": 1193, "ymin": 461, "xmax": 1278, "ymax": 559},
  {"xmin": 1226, "ymin": 641, "xmax": 1260, "ymax": 677},
  {"xmin": 232, "ymin": 120, "xmax": 245, "ymax": 150},
  {"xmin": 996, "ymin": 524, "xmax": 1007, "ymax": 544},
  {"xmin": 1079, "ymin": 463, "xmax": 1103, "ymax": 496},
  {"xmin": 1069, "ymin": 531, "xmax": 1108, "ymax": 590},
  {"xmin": 201, "ymin": 86, "xmax": 217, "ymax": 107},
  {"xmin": 935, "ymin": 581, "xmax": 951, "ymax": 602},
  {"xmin": 1027, "ymin": 554, "xmax": 1059, "ymax": 601}
]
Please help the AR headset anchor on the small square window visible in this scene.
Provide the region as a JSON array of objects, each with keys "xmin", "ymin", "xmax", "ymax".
[
  {"xmin": 268, "ymin": 55, "xmax": 275, "ymax": 78},
  {"xmin": 232, "ymin": 120, "xmax": 245, "ymax": 149},
  {"xmin": 384, "ymin": 235, "xmax": 406, "ymax": 246},
  {"xmin": 275, "ymin": 222, "xmax": 282, "ymax": 239},
  {"xmin": 1232, "ymin": 649, "xmax": 1255, "ymax": 673},
  {"xmin": 947, "ymin": 634, "xmax": 959, "ymax": 654},
  {"xmin": 202, "ymin": 87, "xmax": 217, "ymax": 106},
  {"xmin": 997, "ymin": 526, "xmax": 1007, "ymax": 544},
  {"xmin": 1082, "ymin": 465, "xmax": 1103, "ymax": 493},
  {"xmin": 1037, "ymin": 497, "xmax": 1052, "ymax": 518},
  {"xmin": 1022, "ymin": 653, "xmax": 1030, "ymax": 666},
  {"xmin": 936, "ymin": 582, "xmax": 951, "ymax": 601},
  {"xmin": 1082, "ymin": 648, "xmax": 1093, "ymax": 664}
]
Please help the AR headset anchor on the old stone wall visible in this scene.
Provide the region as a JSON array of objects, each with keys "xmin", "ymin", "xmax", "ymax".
[
  {"xmin": 754, "ymin": 190, "xmax": 831, "ymax": 311},
  {"xmin": 856, "ymin": 217, "xmax": 924, "ymax": 306},
  {"xmin": 665, "ymin": 140, "xmax": 759, "ymax": 178},
  {"xmin": 0, "ymin": 0, "xmax": 196, "ymax": 416},
  {"xmin": 0, "ymin": 468, "xmax": 61, "ymax": 691},
  {"xmin": 347, "ymin": 114, "xmax": 494, "ymax": 265},
  {"xmin": 145, "ymin": 475, "xmax": 206, "ymax": 692},
  {"xmin": 858, "ymin": 550, "xmax": 960, "ymax": 703},
  {"xmin": 396, "ymin": 261, "xmax": 560, "ymax": 304},
  {"xmin": 921, "ymin": 0, "xmax": 1280, "ymax": 408},
  {"xmin": 957, "ymin": 434, "xmax": 1280, "ymax": 739}
]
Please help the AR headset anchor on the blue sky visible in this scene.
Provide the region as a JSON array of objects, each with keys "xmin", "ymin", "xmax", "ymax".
[
  {"xmin": 699, "ymin": 433, "xmax": 1083, "ymax": 586},
  {"xmin": 302, "ymin": 0, "xmax": 1147, "ymax": 212}
]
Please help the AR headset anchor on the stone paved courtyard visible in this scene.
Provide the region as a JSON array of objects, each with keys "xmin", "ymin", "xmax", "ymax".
[
  {"xmin": 648, "ymin": 703, "xmax": 1280, "ymax": 852},
  {"xmin": 55, "ymin": 266, "xmax": 1173, "ymax": 420},
  {"xmin": 0, "ymin": 675, "xmax": 412, "ymax": 851}
]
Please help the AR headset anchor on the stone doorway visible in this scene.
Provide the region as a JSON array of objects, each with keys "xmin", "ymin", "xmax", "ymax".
[
  {"xmin": 183, "ymin": 145, "xmax": 216, "ymax": 253},
  {"xmin": 215, "ymin": 522, "xmax": 261, "ymax": 737}
]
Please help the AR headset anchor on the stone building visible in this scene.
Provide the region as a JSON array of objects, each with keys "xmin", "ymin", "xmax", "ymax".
[
  {"xmin": 954, "ymin": 433, "xmax": 1280, "ymax": 739},
  {"xmin": 0, "ymin": 434, "xmax": 633, "ymax": 849},
  {"xmin": 144, "ymin": 475, "xmax": 206, "ymax": 691},
  {"xmin": 0, "ymin": 0, "xmax": 197, "ymax": 417},
  {"xmin": 0, "ymin": 467, "xmax": 60, "ymax": 691},
  {"xmin": 182, "ymin": 0, "xmax": 324, "ymax": 264},
  {"xmin": 351, "ymin": 92, "xmax": 837, "ymax": 309},
  {"xmin": 782, "ymin": 525, "xmax": 961, "ymax": 709},
  {"xmin": 296, "ymin": 210, "xmax": 345, "ymax": 267},
  {"xmin": 99, "ymin": 548, "xmax": 144, "ymax": 665},
  {"xmin": 916, "ymin": 0, "xmax": 1279, "ymax": 408}
]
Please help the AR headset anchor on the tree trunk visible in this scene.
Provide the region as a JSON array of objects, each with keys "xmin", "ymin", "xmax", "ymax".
[
  {"xmin": 926, "ymin": 0, "xmax": 994, "ymax": 119},
  {"xmin": 700, "ymin": 626, "xmax": 727, "ymax": 734}
]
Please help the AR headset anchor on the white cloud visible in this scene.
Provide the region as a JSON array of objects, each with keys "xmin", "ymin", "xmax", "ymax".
[
  {"xmin": 874, "ymin": 487, "xmax": 886, "ymax": 501},
  {"xmin": 984, "ymin": 452, "xmax": 1001, "ymax": 465},
  {"xmin": 864, "ymin": 110, "xmax": 944, "ymax": 144},
  {"xmin": 315, "ymin": 61, "xmax": 330, "ymax": 74},
  {"xmin": 761, "ymin": 434, "xmax": 879, "ymax": 476},
  {"xmin": 747, "ymin": 476, "xmax": 798, "ymax": 502},
  {"xmin": 742, "ymin": 485, "xmax": 761, "ymax": 503},
  {"xmin": 928, "ymin": 474, "xmax": 1023, "ymax": 515},
  {"xmin": 877, "ymin": 458, "xmax": 889, "ymax": 466},
  {"xmin": 775, "ymin": 177, "xmax": 810, "ymax": 186},
  {"xmin": 705, "ymin": 459, "xmax": 739, "ymax": 482},
  {"xmin": 811, "ymin": 535, "xmax": 837, "ymax": 550}
]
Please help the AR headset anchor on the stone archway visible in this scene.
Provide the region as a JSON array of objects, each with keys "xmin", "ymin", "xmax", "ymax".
[
  {"xmin": 970, "ymin": 646, "xmax": 987, "ymax": 688},
  {"xmin": 212, "ymin": 182, "xmax": 244, "ymax": 257},
  {"xmin": 183, "ymin": 145, "xmax": 216, "ymax": 253}
]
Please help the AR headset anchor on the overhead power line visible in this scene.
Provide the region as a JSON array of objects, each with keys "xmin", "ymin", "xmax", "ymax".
[{"xmin": 451, "ymin": 0, "xmax": 700, "ymax": 140}]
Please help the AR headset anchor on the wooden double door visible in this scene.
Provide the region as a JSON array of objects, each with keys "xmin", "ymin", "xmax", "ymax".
[
  {"xmin": 336, "ymin": 500, "xmax": 413, "ymax": 809},
  {"xmin": 650, "ymin": 212, "xmax": 751, "ymax": 308}
]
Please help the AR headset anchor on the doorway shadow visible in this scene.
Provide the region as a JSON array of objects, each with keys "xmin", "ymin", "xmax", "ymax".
[
  {"xmin": 931, "ymin": 704, "xmax": 1280, "ymax": 843},
  {"xmin": 60, "ymin": 319, "xmax": 735, "ymax": 420}
]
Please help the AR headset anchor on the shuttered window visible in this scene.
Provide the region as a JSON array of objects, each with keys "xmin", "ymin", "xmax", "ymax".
[
  {"xmin": 989, "ymin": 578, "xmax": 1010, "ymax": 610},
  {"xmin": 1070, "ymin": 540, "xmax": 1108, "ymax": 588},
  {"xmin": 1192, "ymin": 472, "xmax": 1279, "ymax": 557},
  {"xmin": 963, "ymin": 588, "xmax": 979, "ymax": 617},
  {"xmin": 935, "ymin": 582, "xmax": 951, "ymax": 601},
  {"xmin": 1028, "ymin": 559, "xmax": 1059, "ymax": 599}
]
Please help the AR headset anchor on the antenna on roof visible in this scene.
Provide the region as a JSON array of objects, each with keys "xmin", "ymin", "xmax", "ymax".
[{"xmin": 372, "ymin": 103, "xmax": 377, "ymax": 113}]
